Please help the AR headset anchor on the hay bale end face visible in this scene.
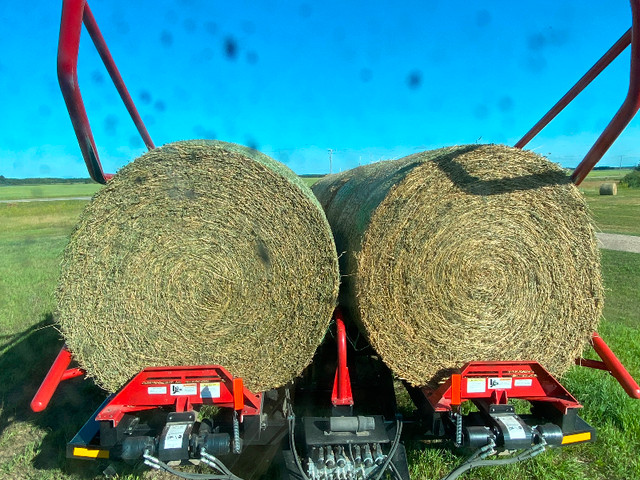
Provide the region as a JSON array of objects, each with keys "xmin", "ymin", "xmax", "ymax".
[
  {"xmin": 312, "ymin": 144, "xmax": 603, "ymax": 386},
  {"xmin": 57, "ymin": 140, "xmax": 339, "ymax": 392},
  {"xmin": 599, "ymin": 182, "xmax": 618, "ymax": 195}
]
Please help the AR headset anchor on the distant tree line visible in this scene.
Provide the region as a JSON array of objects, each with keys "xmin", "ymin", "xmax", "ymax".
[
  {"xmin": 621, "ymin": 163, "xmax": 640, "ymax": 188},
  {"xmin": 0, "ymin": 176, "xmax": 95, "ymax": 186}
]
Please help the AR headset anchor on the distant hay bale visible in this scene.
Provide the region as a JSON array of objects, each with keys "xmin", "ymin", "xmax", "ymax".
[
  {"xmin": 599, "ymin": 182, "xmax": 617, "ymax": 195},
  {"xmin": 312, "ymin": 144, "xmax": 603, "ymax": 386},
  {"xmin": 57, "ymin": 140, "xmax": 339, "ymax": 392}
]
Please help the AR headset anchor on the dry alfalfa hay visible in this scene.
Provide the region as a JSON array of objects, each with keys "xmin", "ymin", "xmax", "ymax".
[
  {"xmin": 312, "ymin": 144, "xmax": 603, "ymax": 386},
  {"xmin": 599, "ymin": 182, "xmax": 617, "ymax": 195},
  {"xmin": 57, "ymin": 140, "xmax": 339, "ymax": 392}
]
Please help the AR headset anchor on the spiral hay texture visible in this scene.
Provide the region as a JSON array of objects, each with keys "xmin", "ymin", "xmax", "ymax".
[
  {"xmin": 312, "ymin": 144, "xmax": 603, "ymax": 386},
  {"xmin": 57, "ymin": 140, "xmax": 339, "ymax": 392}
]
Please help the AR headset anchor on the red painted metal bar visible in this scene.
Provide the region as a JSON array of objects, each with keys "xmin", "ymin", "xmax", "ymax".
[
  {"xmin": 96, "ymin": 365, "xmax": 261, "ymax": 427},
  {"xmin": 233, "ymin": 377, "xmax": 245, "ymax": 411},
  {"xmin": 450, "ymin": 373, "xmax": 462, "ymax": 407},
  {"xmin": 575, "ymin": 357, "xmax": 609, "ymax": 371},
  {"xmin": 82, "ymin": 4, "xmax": 155, "ymax": 152},
  {"xmin": 175, "ymin": 395, "xmax": 192, "ymax": 414},
  {"xmin": 331, "ymin": 309, "xmax": 354, "ymax": 407},
  {"xmin": 590, "ymin": 332, "xmax": 640, "ymax": 399},
  {"xmin": 515, "ymin": 28, "xmax": 631, "ymax": 150},
  {"xmin": 423, "ymin": 361, "xmax": 582, "ymax": 415},
  {"xmin": 58, "ymin": 0, "xmax": 154, "ymax": 184},
  {"xmin": 30, "ymin": 345, "xmax": 81, "ymax": 412},
  {"xmin": 516, "ymin": 0, "xmax": 640, "ymax": 185},
  {"xmin": 61, "ymin": 367, "xmax": 86, "ymax": 381},
  {"xmin": 58, "ymin": 0, "xmax": 107, "ymax": 183},
  {"xmin": 572, "ymin": 0, "xmax": 640, "ymax": 184}
]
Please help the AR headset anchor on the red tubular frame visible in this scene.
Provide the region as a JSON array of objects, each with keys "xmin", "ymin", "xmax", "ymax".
[
  {"xmin": 516, "ymin": 0, "xmax": 640, "ymax": 185},
  {"xmin": 514, "ymin": 29, "xmax": 631, "ymax": 151},
  {"xmin": 577, "ymin": 333, "xmax": 640, "ymax": 399},
  {"xmin": 94, "ymin": 365, "xmax": 261, "ymax": 427},
  {"xmin": 422, "ymin": 361, "xmax": 583, "ymax": 416},
  {"xmin": 31, "ymin": 345, "xmax": 85, "ymax": 412},
  {"xmin": 58, "ymin": 0, "xmax": 154, "ymax": 184},
  {"xmin": 331, "ymin": 309, "xmax": 354, "ymax": 407}
]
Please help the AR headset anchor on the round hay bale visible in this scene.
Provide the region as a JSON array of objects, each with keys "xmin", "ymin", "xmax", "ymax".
[
  {"xmin": 599, "ymin": 182, "xmax": 617, "ymax": 195},
  {"xmin": 57, "ymin": 140, "xmax": 339, "ymax": 392},
  {"xmin": 312, "ymin": 144, "xmax": 603, "ymax": 386}
]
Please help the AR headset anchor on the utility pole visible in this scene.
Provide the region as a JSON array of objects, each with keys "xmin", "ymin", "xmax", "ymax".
[{"xmin": 328, "ymin": 149, "xmax": 333, "ymax": 174}]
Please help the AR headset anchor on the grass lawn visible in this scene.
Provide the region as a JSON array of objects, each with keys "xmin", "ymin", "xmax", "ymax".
[
  {"xmin": 579, "ymin": 168, "xmax": 633, "ymax": 180},
  {"xmin": 581, "ymin": 186, "xmax": 640, "ymax": 236},
  {"xmin": 299, "ymin": 176, "xmax": 324, "ymax": 187},
  {"xmin": 0, "ymin": 183, "xmax": 102, "ymax": 201},
  {"xmin": 3, "ymin": 170, "xmax": 637, "ymax": 236},
  {"xmin": 0, "ymin": 201, "xmax": 108, "ymax": 479},
  {"xmin": 0, "ymin": 202, "xmax": 87, "ymax": 335},
  {"xmin": 0, "ymin": 178, "xmax": 638, "ymax": 479},
  {"xmin": 578, "ymin": 167, "xmax": 639, "ymax": 236}
]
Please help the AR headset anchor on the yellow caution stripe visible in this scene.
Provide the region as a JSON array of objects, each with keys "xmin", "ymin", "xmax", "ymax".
[
  {"xmin": 72, "ymin": 447, "xmax": 109, "ymax": 459},
  {"xmin": 561, "ymin": 432, "xmax": 592, "ymax": 445}
]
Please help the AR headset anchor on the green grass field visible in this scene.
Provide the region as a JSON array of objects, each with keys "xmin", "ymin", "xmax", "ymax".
[
  {"xmin": 0, "ymin": 171, "xmax": 638, "ymax": 479},
  {"xmin": 299, "ymin": 176, "xmax": 324, "ymax": 188},
  {"xmin": 579, "ymin": 168, "xmax": 633, "ymax": 180},
  {"xmin": 0, "ymin": 184, "xmax": 102, "ymax": 201},
  {"xmin": 578, "ymin": 170, "xmax": 640, "ymax": 236},
  {"xmin": 582, "ymin": 186, "xmax": 640, "ymax": 236}
]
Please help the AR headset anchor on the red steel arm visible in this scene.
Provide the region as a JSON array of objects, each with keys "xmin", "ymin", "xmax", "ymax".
[
  {"xmin": 516, "ymin": 0, "xmax": 640, "ymax": 185},
  {"xmin": 31, "ymin": 345, "xmax": 85, "ymax": 412},
  {"xmin": 82, "ymin": 4, "xmax": 155, "ymax": 152},
  {"xmin": 58, "ymin": 0, "xmax": 105, "ymax": 182},
  {"xmin": 332, "ymin": 309, "xmax": 354, "ymax": 407},
  {"xmin": 572, "ymin": 0, "xmax": 640, "ymax": 184},
  {"xmin": 515, "ymin": 29, "xmax": 631, "ymax": 150},
  {"xmin": 58, "ymin": 0, "xmax": 154, "ymax": 184},
  {"xmin": 590, "ymin": 332, "xmax": 640, "ymax": 399}
]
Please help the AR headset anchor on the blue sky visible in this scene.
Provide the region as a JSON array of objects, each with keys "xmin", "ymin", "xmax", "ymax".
[{"xmin": 1, "ymin": 0, "xmax": 639, "ymax": 178}]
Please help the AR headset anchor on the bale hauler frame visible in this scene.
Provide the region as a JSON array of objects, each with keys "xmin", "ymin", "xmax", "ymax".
[
  {"xmin": 31, "ymin": 0, "xmax": 640, "ymax": 479},
  {"xmin": 516, "ymin": 0, "xmax": 640, "ymax": 185}
]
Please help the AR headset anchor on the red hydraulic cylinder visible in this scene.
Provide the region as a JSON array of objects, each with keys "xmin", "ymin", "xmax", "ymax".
[{"xmin": 30, "ymin": 345, "xmax": 83, "ymax": 412}]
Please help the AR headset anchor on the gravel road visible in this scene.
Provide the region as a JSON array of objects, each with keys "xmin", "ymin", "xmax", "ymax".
[{"xmin": 596, "ymin": 233, "xmax": 640, "ymax": 254}]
